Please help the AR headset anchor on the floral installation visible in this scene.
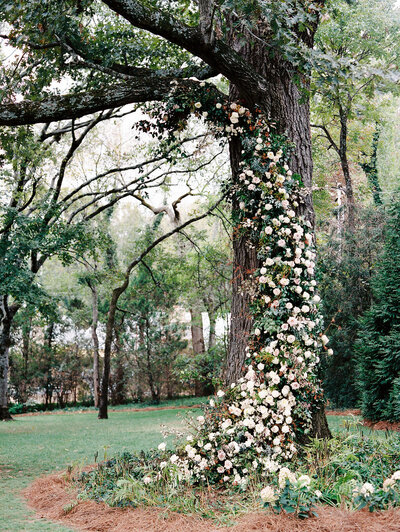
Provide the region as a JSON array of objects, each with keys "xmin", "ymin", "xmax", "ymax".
[{"xmin": 137, "ymin": 80, "xmax": 332, "ymax": 488}]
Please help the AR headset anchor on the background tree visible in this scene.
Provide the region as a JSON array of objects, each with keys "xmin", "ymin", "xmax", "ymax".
[{"xmin": 311, "ymin": 0, "xmax": 400, "ymax": 227}]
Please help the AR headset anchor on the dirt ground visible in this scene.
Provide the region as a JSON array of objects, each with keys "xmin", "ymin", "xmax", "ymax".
[{"xmin": 24, "ymin": 473, "xmax": 400, "ymax": 532}]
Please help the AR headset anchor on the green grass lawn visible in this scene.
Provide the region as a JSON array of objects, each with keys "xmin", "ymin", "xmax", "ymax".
[
  {"xmin": 0, "ymin": 406, "xmax": 374, "ymax": 532},
  {"xmin": 0, "ymin": 406, "xmax": 193, "ymax": 532}
]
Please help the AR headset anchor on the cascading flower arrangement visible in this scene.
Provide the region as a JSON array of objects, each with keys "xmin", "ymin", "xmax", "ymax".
[{"xmin": 139, "ymin": 80, "xmax": 331, "ymax": 488}]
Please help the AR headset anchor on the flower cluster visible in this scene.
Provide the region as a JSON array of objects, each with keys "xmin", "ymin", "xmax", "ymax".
[
  {"xmin": 351, "ymin": 471, "xmax": 400, "ymax": 512},
  {"xmin": 260, "ymin": 470, "xmax": 320, "ymax": 519},
  {"xmin": 146, "ymin": 81, "xmax": 330, "ymax": 487}
]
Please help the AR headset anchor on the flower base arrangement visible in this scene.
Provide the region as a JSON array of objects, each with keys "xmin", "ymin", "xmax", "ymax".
[{"xmin": 78, "ymin": 427, "xmax": 400, "ymax": 521}]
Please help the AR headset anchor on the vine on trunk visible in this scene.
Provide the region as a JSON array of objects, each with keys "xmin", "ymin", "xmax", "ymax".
[{"xmin": 139, "ymin": 81, "xmax": 331, "ymax": 487}]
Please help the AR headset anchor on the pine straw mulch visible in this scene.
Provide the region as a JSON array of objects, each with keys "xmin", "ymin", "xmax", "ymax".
[
  {"xmin": 325, "ymin": 409, "xmax": 361, "ymax": 417},
  {"xmin": 23, "ymin": 472, "xmax": 400, "ymax": 532},
  {"xmin": 362, "ymin": 419, "xmax": 400, "ymax": 432}
]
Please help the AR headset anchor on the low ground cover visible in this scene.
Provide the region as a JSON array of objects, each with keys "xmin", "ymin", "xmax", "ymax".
[{"xmin": 77, "ymin": 418, "xmax": 400, "ymax": 523}]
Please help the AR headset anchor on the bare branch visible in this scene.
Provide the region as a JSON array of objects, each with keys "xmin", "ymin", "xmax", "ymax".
[
  {"xmin": 311, "ymin": 123, "xmax": 340, "ymax": 154},
  {"xmin": 124, "ymin": 193, "xmax": 227, "ymax": 279}
]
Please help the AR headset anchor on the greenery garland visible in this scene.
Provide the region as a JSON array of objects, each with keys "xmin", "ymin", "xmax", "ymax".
[{"xmin": 139, "ymin": 81, "xmax": 331, "ymax": 488}]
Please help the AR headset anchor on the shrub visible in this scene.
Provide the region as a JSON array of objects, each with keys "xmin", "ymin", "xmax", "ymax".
[{"xmin": 356, "ymin": 195, "xmax": 400, "ymax": 421}]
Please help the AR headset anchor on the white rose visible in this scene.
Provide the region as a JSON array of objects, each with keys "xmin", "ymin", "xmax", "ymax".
[{"xmin": 260, "ymin": 485, "xmax": 277, "ymax": 503}]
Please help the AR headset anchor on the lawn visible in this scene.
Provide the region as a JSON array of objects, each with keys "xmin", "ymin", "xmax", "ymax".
[
  {"xmin": 0, "ymin": 406, "xmax": 192, "ymax": 531},
  {"xmin": 0, "ymin": 406, "xmax": 366, "ymax": 532}
]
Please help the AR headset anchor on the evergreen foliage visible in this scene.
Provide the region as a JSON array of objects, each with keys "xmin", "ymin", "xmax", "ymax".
[
  {"xmin": 318, "ymin": 208, "xmax": 385, "ymax": 408},
  {"xmin": 356, "ymin": 196, "xmax": 400, "ymax": 421}
]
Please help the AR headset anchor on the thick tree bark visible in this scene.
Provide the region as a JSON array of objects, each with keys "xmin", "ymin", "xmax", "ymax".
[
  {"xmin": 190, "ymin": 308, "xmax": 205, "ymax": 355},
  {"xmin": 226, "ymin": 26, "xmax": 331, "ymax": 439},
  {"xmin": 226, "ymin": 137, "xmax": 260, "ymax": 383},
  {"xmin": 227, "ymin": 33, "xmax": 314, "ymax": 384},
  {"xmin": 0, "ymin": 297, "xmax": 15, "ymax": 420}
]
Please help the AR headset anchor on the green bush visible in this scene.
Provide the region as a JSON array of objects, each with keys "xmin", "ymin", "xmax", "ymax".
[
  {"xmin": 8, "ymin": 399, "xmax": 94, "ymax": 415},
  {"xmin": 317, "ymin": 208, "xmax": 385, "ymax": 408},
  {"xmin": 356, "ymin": 195, "xmax": 400, "ymax": 421}
]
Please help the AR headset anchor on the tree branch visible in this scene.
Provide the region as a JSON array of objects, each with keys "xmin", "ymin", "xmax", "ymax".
[
  {"xmin": 101, "ymin": 0, "xmax": 268, "ymax": 104},
  {"xmin": 124, "ymin": 193, "xmax": 227, "ymax": 280},
  {"xmin": 0, "ymin": 76, "xmax": 219, "ymax": 126},
  {"xmin": 311, "ymin": 123, "xmax": 340, "ymax": 154}
]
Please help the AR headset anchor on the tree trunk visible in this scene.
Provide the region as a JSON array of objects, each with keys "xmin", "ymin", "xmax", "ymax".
[
  {"xmin": 226, "ymin": 25, "xmax": 331, "ymax": 439},
  {"xmin": 208, "ymin": 309, "xmax": 217, "ymax": 350},
  {"xmin": 190, "ymin": 308, "xmax": 205, "ymax": 354},
  {"xmin": 112, "ymin": 326, "xmax": 126, "ymax": 405},
  {"xmin": 0, "ymin": 297, "xmax": 14, "ymax": 420},
  {"xmin": 339, "ymin": 106, "xmax": 356, "ymax": 228},
  {"xmin": 98, "ymin": 285, "xmax": 126, "ymax": 419},
  {"xmin": 190, "ymin": 308, "xmax": 206, "ymax": 396},
  {"xmin": 89, "ymin": 283, "xmax": 101, "ymax": 408}
]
